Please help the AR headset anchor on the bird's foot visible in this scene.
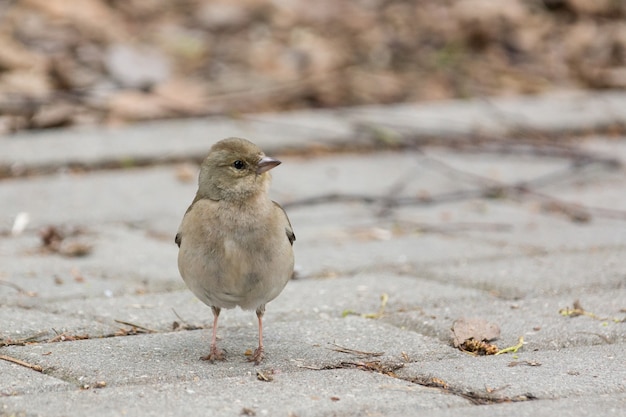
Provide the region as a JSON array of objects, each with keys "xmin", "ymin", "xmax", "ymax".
[
  {"xmin": 201, "ymin": 346, "xmax": 225, "ymax": 362},
  {"xmin": 249, "ymin": 346, "xmax": 264, "ymax": 365}
]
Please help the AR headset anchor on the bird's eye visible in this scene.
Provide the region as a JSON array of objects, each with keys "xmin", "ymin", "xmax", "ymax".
[{"xmin": 232, "ymin": 160, "xmax": 246, "ymax": 170}]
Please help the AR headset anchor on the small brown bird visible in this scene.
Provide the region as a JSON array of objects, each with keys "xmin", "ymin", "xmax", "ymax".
[{"xmin": 175, "ymin": 137, "xmax": 295, "ymax": 364}]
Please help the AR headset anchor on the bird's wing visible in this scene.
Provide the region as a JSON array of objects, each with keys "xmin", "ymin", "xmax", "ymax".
[
  {"xmin": 273, "ymin": 201, "xmax": 295, "ymax": 246},
  {"xmin": 175, "ymin": 195, "xmax": 213, "ymax": 248},
  {"xmin": 175, "ymin": 199, "xmax": 198, "ymax": 248}
]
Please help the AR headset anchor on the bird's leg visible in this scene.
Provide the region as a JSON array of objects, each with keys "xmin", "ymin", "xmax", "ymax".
[
  {"xmin": 201, "ymin": 306, "xmax": 225, "ymax": 361},
  {"xmin": 250, "ymin": 305, "xmax": 265, "ymax": 364}
]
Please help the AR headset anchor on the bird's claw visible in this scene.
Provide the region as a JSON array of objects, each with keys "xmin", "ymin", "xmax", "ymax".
[
  {"xmin": 249, "ymin": 346, "xmax": 264, "ymax": 365},
  {"xmin": 201, "ymin": 346, "xmax": 225, "ymax": 362}
]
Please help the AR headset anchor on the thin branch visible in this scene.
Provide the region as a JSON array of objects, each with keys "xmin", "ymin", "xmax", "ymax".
[
  {"xmin": 0, "ymin": 280, "xmax": 37, "ymax": 296},
  {"xmin": 113, "ymin": 320, "xmax": 157, "ymax": 333},
  {"xmin": 327, "ymin": 343, "xmax": 384, "ymax": 357},
  {"xmin": 282, "ymin": 193, "xmax": 380, "ymax": 209},
  {"xmin": 0, "ymin": 354, "xmax": 43, "ymax": 372}
]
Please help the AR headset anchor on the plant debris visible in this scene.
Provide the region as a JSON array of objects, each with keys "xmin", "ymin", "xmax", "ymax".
[
  {"xmin": 459, "ymin": 339, "xmax": 500, "ymax": 356},
  {"xmin": 114, "ymin": 319, "xmax": 157, "ymax": 334},
  {"xmin": 38, "ymin": 225, "xmax": 93, "ymax": 257},
  {"xmin": 0, "ymin": 1, "xmax": 624, "ymax": 136},
  {"xmin": 47, "ymin": 332, "xmax": 89, "ymax": 343},
  {"xmin": 559, "ymin": 299, "xmax": 592, "ymax": 318},
  {"xmin": 256, "ymin": 369, "xmax": 275, "ymax": 382},
  {"xmin": 327, "ymin": 342, "xmax": 384, "ymax": 358},
  {"xmin": 80, "ymin": 381, "xmax": 107, "ymax": 390},
  {"xmin": 342, "ymin": 293, "xmax": 389, "ymax": 319},
  {"xmin": 495, "ymin": 336, "xmax": 524, "ymax": 355},
  {"xmin": 451, "ymin": 318, "xmax": 525, "ymax": 356},
  {"xmin": 0, "ymin": 279, "xmax": 37, "ymax": 297},
  {"xmin": 451, "ymin": 317, "xmax": 500, "ymax": 349},
  {"xmin": 559, "ymin": 299, "xmax": 625, "ymax": 322},
  {"xmin": 0, "ymin": 332, "xmax": 48, "ymax": 347},
  {"xmin": 0, "ymin": 354, "xmax": 43, "ymax": 372},
  {"xmin": 301, "ymin": 360, "xmax": 404, "ymax": 377},
  {"xmin": 171, "ymin": 309, "xmax": 204, "ymax": 331},
  {"xmin": 508, "ymin": 360, "xmax": 541, "ymax": 367},
  {"xmin": 408, "ymin": 374, "xmax": 537, "ymax": 405}
]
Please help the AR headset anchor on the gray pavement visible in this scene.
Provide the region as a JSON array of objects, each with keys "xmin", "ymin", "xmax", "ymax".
[{"xmin": 1, "ymin": 91, "xmax": 626, "ymax": 416}]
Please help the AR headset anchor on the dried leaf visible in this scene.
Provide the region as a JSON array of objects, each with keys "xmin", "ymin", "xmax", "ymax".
[
  {"xmin": 40, "ymin": 226, "xmax": 64, "ymax": 249},
  {"xmin": 459, "ymin": 339, "xmax": 499, "ymax": 355},
  {"xmin": 451, "ymin": 317, "xmax": 500, "ymax": 348},
  {"xmin": 59, "ymin": 241, "xmax": 93, "ymax": 257},
  {"xmin": 107, "ymin": 90, "xmax": 171, "ymax": 121},
  {"xmin": 256, "ymin": 369, "xmax": 274, "ymax": 382}
]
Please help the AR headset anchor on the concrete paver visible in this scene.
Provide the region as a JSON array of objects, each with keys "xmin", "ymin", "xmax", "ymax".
[
  {"xmin": 425, "ymin": 248, "xmax": 626, "ymax": 298},
  {"xmin": 0, "ymin": 362, "xmax": 69, "ymax": 396},
  {"xmin": 1, "ymin": 317, "xmax": 450, "ymax": 388},
  {"xmin": 385, "ymin": 288, "xmax": 626, "ymax": 349},
  {"xmin": 397, "ymin": 343, "xmax": 625, "ymax": 399},
  {"xmin": 1, "ymin": 91, "xmax": 626, "ymax": 416},
  {"xmin": 0, "ymin": 369, "xmax": 469, "ymax": 417}
]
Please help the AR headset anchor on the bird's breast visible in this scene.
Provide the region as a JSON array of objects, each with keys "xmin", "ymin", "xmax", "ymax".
[{"xmin": 177, "ymin": 199, "xmax": 293, "ymax": 311}]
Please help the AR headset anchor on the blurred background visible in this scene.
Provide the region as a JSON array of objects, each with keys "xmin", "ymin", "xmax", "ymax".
[{"xmin": 0, "ymin": 0, "xmax": 624, "ymax": 136}]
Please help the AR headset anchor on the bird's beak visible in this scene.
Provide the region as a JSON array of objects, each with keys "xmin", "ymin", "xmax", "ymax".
[{"xmin": 256, "ymin": 156, "xmax": 281, "ymax": 175}]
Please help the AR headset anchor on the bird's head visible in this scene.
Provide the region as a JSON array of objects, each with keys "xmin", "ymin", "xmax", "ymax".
[{"xmin": 197, "ymin": 137, "xmax": 281, "ymax": 202}]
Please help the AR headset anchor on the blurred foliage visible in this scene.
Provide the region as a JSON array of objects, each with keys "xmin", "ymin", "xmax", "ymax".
[{"xmin": 0, "ymin": 0, "xmax": 624, "ymax": 134}]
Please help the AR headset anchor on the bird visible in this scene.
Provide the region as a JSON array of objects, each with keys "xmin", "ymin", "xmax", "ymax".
[{"xmin": 175, "ymin": 137, "xmax": 295, "ymax": 364}]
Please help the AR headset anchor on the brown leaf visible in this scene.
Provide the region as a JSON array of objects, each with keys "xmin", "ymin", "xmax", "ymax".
[
  {"xmin": 153, "ymin": 79, "xmax": 209, "ymax": 115},
  {"xmin": 451, "ymin": 317, "xmax": 501, "ymax": 348},
  {"xmin": 40, "ymin": 226, "xmax": 64, "ymax": 249},
  {"xmin": 59, "ymin": 241, "xmax": 93, "ymax": 257},
  {"xmin": 0, "ymin": 35, "xmax": 47, "ymax": 71},
  {"xmin": 105, "ymin": 44, "xmax": 171, "ymax": 89},
  {"xmin": 30, "ymin": 103, "xmax": 76, "ymax": 129},
  {"xmin": 0, "ymin": 69, "xmax": 51, "ymax": 99},
  {"xmin": 107, "ymin": 90, "xmax": 171, "ymax": 121},
  {"xmin": 256, "ymin": 369, "xmax": 274, "ymax": 382}
]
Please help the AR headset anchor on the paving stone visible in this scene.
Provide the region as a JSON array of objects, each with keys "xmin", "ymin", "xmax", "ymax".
[
  {"xmin": 0, "ymin": 306, "xmax": 117, "ymax": 341},
  {"xmin": 1, "ymin": 95, "xmax": 626, "ymax": 417},
  {"xmin": 418, "ymin": 149, "xmax": 571, "ymax": 185},
  {"xmin": 298, "ymin": 233, "xmax": 522, "ymax": 276},
  {"xmin": 414, "ymin": 394, "xmax": 626, "ymax": 417},
  {"xmin": 0, "ymin": 226, "xmax": 183, "ymax": 307},
  {"xmin": 0, "ymin": 368, "xmax": 468, "ymax": 417},
  {"xmin": 274, "ymin": 151, "xmax": 472, "ymax": 200},
  {"xmin": 543, "ymin": 171, "xmax": 626, "ymax": 213},
  {"xmin": 347, "ymin": 91, "xmax": 626, "ymax": 138},
  {"xmin": 396, "ymin": 344, "xmax": 626, "ymax": 400},
  {"xmin": 38, "ymin": 273, "xmax": 485, "ymax": 333},
  {"xmin": 0, "ymin": 317, "xmax": 453, "ymax": 388},
  {"xmin": 424, "ymin": 248, "xmax": 626, "ymax": 298},
  {"xmin": 5, "ymin": 91, "xmax": 625, "ymax": 175},
  {"xmin": 0, "ymin": 361, "xmax": 70, "ymax": 397},
  {"xmin": 1, "ymin": 113, "xmax": 352, "ymax": 172},
  {"xmin": 383, "ymin": 288, "xmax": 626, "ymax": 349},
  {"xmin": 0, "ymin": 167, "xmax": 191, "ymax": 233},
  {"xmin": 581, "ymin": 136, "xmax": 626, "ymax": 166}
]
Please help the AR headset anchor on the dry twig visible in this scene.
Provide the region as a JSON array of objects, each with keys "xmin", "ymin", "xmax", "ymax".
[
  {"xmin": 327, "ymin": 343, "xmax": 384, "ymax": 357},
  {"xmin": 114, "ymin": 320, "xmax": 157, "ymax": 333},
  {"xmin": 0, "ymin": 354, "xmax": 43, "ymax": 372}
]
